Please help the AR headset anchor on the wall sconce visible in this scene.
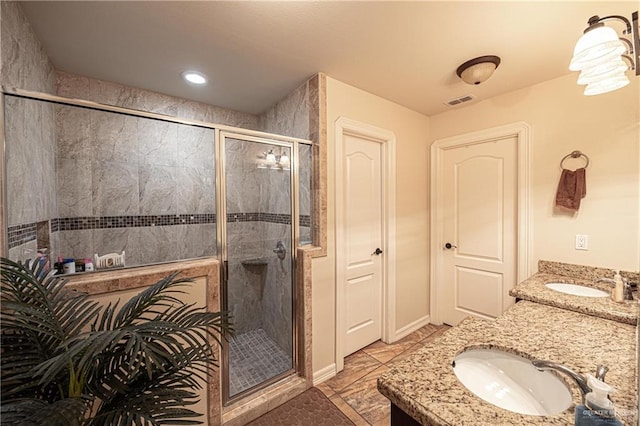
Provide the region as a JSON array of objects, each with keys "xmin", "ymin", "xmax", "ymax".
[
  {"xmin": 257, "ymin": 149, "xmax": 290, "ymax": 170},
  {"xmin": 456, "ymin": 55, "xmax": 501, "ymax": 85},
  {"xmin": 570, "ymin": 11, "xmax": 639, "ymax": 95}
]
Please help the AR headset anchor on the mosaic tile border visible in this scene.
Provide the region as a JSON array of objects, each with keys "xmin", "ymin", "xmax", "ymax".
[
  {"xmin": 55, "ymin": 214, "xmax": 216, "ymax": 231},
  {"xmin": 7, "ymin": 223, "xmax": 37, "ymax": 249},
  {"xmin": 8, "ymin": 213, "xmax": 312, "ymax": 249},
  {"xmin": 226, "ymin": 213, "xmax": 311, "ymax": 226}
]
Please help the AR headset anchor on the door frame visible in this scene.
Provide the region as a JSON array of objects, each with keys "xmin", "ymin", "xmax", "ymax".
[
  {"xmin": 335, "ymin": 117, "xmax": 396, "ymax": 372},
  {"xmin": 429, "ymin": 122, "xmax": 532, "ymax": 325}
]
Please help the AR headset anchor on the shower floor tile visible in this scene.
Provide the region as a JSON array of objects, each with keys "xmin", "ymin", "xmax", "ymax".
[{"xmin": 229, "ymin": 328, "xmax": 292, "ymax": 396}]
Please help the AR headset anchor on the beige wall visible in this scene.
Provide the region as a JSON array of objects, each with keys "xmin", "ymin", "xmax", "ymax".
[
  {"xmin": 312, "ymin": 77, "xmax": 430, "ymax": 373},
  {"xmin": 430, "ymin": 73, "xmax": 640, "ymax": 272},
  {"xmin": 314, "ymin": 73, "xmax": 639, "ymax": 375}
]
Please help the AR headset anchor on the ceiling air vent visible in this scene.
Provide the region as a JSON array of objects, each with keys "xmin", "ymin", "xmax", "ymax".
[{"xmin": 445, "ymin": 94, "xmax": 475, "ymax": 107}]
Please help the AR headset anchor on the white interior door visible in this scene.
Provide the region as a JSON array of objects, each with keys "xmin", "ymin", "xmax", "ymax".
[
  {"xmin": 342, "ymin": 134, "xmax": 383, "ymax": 356},
  {"xmin": 440, "ymin": 136, "xmax": 517, "ymax": 325}
]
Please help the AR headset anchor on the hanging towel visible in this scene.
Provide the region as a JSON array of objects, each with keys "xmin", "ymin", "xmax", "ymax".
[{"xmin": 555, "ymin": 167, "xmax": 587, "ymax": 211}]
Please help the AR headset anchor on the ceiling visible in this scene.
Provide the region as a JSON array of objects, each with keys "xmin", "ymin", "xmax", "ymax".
[{"xmin": 19, "ymin": 1, "xmax": 637, "ymax": 116}]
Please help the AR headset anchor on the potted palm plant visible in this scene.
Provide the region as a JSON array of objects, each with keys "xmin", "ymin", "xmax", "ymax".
[{"xmin": 0, "ymin": 257, "xmax": 232, "ymax": 425}]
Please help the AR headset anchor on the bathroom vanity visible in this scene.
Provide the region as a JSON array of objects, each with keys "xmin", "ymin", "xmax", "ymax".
[
  {"xmin": 377, "ymin": 261, "xmax": 639, "ymax": 425},
  {"xmin": 510, "ymin": 260, "xmax": 638, "ymax": 324}
]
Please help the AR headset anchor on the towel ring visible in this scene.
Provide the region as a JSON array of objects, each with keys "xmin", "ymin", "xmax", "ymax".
[{"xmin": 560, "ymin": 150, "xmax": 589, "ymax": 170}]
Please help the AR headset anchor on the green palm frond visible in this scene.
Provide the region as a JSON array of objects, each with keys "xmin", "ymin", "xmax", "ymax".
[
  {"xmin": 111, "ymin": 273, "xmax": 191, "ymax": 328},
  {"xmin": 1, "ymin": 258, "xmax": 101, "ymax": 399},
  {"xmin": 34, "ymin": 284, "xmax": 231, "ymax": 388},
  {"xmin": 0, "ymin": 397, "xmax": 89, "ymax": 426},
  {"xmin": 90, "ymin": 386, "xmax": 203, "ymax": 426},
  {"xmin": 90, "ymin": 357, "xmax": 213, "ymax": 425},
  {"xmin": 1, "ymin": 257, "xmax": 232, "ymax": 425}
]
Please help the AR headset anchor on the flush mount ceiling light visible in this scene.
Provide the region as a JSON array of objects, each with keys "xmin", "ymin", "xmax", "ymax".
[
  {"xmin": 570, "ymin": 11, "xmax": 639, "ymax": 96},
  {"xmin": 181, "ymin": 71, "xmax": 207, "ymax": 85},
  {"xmin": 456, "ymin": 55, "xmax": 501, "ymax": 85}
]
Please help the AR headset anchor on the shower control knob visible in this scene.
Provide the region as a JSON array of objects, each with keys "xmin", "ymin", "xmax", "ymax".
[
  {"xmin": 273, "ymin": 241, "xmax": 286, "ymax": 260},
  {"xmin": 444, "ymin": 242, "xmax": 457, "ymax": 250},
  {"xmin": 372, "ymin": 248, "xmax": 383, "ymax": 255}
]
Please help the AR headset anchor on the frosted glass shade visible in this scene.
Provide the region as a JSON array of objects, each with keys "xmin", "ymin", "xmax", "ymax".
[
  {"xmin": 459, "ymin": 62, "xmax": 498, "ymax": 85},
  {"xmin": 570, "ymin": 26, "xmax": 626, "ymax": 71},
  {"xmin": 584, "ymin": 74, "xmax": 630, "ymax": 95},
  {"xmin": 265, "ymin": 151, "xmax": 277, "ymax": 166},
  {"xmin": 456, "ymin": 55, "xmax": 501, "ymax": 85},
  {"xmin": 279, "ymin": 153, "xmax": 290, "ymax": 166},
  {"xmin": 577, "ymin": 60, "xmax": 629, "ymax": 85}
]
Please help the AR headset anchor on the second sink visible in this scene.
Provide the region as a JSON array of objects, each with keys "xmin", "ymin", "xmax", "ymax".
[{"xmin": 545, "ymin": 283, "xmax": 609, "ymax": 298}]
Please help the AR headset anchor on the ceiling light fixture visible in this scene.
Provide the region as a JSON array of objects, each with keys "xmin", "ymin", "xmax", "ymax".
[
  {"xmin": 181, "ymin": 71, "xmax": 207, "ymax": 85},
  {"xmin": 456, "ymin": 55, "xmax": 501, "ymax": 85},
  {"xmin": 570, "ymin": 11, "xmax": 639, "ymax": 96}
]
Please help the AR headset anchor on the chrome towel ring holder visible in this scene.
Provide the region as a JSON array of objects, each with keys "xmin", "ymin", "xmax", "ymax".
[{"xmin": 560, "ymin": 150, "xmax": 589, "ymax": 170}]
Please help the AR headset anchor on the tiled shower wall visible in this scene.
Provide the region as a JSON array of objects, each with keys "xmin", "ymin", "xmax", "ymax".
[
  {"xmin": 2, "ymin": 0, "xmax": 317, "ymax": 360},
  {"xmin": 57, "ymin": 71, "xmax": 260, "ymax": 130},
  {"xmin": 223, "ymin": 77, "xmax": 318, "ymax": 355},
  {"xmin": 259, "ymin": 76, "xmax": 317, "ymax": 244},
  {"xmin": 49, "ymin": 71, "xmax": 262, "ymax": 266},
  {"xmin": 1, "ymin": 1, "xmax": 58, "ymax": 262},
  {"xmin": 54, "ymin": 105, "xmax": 218, "ymax": 266}
]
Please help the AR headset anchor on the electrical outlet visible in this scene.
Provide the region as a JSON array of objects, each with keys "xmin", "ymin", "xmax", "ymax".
[{"xmin": 575, "ymin": 234, "xmax": 588, "ymax": 250}]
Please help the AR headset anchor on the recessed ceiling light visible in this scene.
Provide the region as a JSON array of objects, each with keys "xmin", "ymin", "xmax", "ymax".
[{"xmin": 182, "ymin": 71, "xmax": 207, "ymax": 85}]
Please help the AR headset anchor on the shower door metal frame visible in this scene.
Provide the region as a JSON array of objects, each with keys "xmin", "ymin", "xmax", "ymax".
[
  {"xmin": 0, "ymin": 92, "xmax": 7, "ymax": 258},
  {"xmin": 215, "ymin": 129, "xmax": 301, "ymax": 406}
]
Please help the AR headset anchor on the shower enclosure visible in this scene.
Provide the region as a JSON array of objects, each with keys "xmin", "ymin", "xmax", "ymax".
[
  {"xmin": 217, "ymin": 131, "xmax": 298, "ymax": 401},
  {"xmin": 2, "ymin": 89, "xmax": 312, "ymax": 406}
]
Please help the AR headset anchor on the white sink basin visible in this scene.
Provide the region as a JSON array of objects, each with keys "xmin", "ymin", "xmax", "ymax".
[
  {"xmin": 545, "ymin": 283, "xmax": 609, "ymax": 298},
  {"xmin": 453, "ymin": 348, "xmax": 572, "ymax": 416}
]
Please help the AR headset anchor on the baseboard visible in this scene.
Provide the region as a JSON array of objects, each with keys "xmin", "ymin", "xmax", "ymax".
[
  {"xmin": 393, "ymin": 315, "xmax": 431, "ymax": 341},
  {"xmin": 312, "ymin": 363, "xmax": 337, "ymax": 385}
]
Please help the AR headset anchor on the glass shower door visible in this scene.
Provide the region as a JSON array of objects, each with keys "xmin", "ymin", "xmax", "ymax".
[{"xmin": 218, "ymin": 133, "xmax": 296, "ymax": 402}]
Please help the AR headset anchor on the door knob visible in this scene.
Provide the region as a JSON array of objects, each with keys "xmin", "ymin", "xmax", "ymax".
[
  {"xmin": 372, "ymin": 248, "xmax": 383, "ymax": 255},
  {"xmin": 444, "ymin": 242, "xmax": 457, "ymax": 250}
]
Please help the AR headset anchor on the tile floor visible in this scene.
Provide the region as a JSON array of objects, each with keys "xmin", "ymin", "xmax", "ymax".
[
  {"xmin": 229, "ymin": 328, "xmax": 292, "ymax": 396},
  {"xmin": 314, "ymin": 323, "xmax": 451, "ymax": 425}
]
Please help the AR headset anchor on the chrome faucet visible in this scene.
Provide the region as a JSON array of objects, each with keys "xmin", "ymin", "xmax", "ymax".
[
  {"xmin": 532, "ymin": 361, "xmax": 608, "ymax": 399},
  {"xmin": 597, "ymin": 277, "xmax": 637, "ymax": 300},
  {"xmin": 596, "ymin": 277, "xmax": 616, "ymax": 286}
]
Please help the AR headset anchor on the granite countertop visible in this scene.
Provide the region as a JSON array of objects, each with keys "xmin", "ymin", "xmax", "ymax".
[
  {"xmin": 509, "ymin": 261, "xmax": 639, "ymax": 325},
  {"xmin": 377, "ymin": 301, "xmax": 637, "ymax": 425}
]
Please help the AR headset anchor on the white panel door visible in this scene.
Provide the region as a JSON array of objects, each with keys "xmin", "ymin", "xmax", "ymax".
[
  {"xmin": 343, "ymin": 134, "xmax": 383, "ymax": 356},
  {"xmin": 441, "ymin": 136, "xmax": 517, "ymax": 325}
]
